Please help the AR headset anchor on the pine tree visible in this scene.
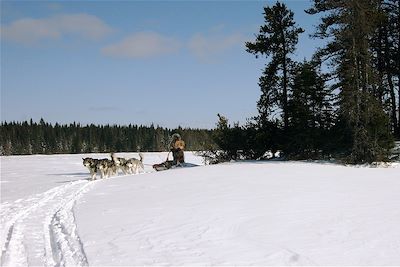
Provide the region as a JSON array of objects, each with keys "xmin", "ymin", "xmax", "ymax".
[
  {"xmin": 246, "ymin": 2, "xmax": 304, "ymax": 130},
  {"xmin": 307, "ymin": 0, "xmax": 394, "ymax": 162},
  {"xmin": 370, "ymin": 0, "xmax": 400, "ymax": 138},
  {"xmin": 286, "ymin": 61, "xmax": 334, "ymax": 158},
  {"xmin": 212, "ymin": 114, "xmax": 244, "ymax": 160}
]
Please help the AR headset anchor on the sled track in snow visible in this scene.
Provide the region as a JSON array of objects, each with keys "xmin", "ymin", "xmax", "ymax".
[{"xmin": 1, "ymin": 180, "xmax": 94, "ymax": 266}]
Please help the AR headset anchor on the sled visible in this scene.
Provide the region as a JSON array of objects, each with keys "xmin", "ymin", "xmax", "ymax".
[
  {"xmin": 152, "ymin": 161, "xmax": 198, "ymax": 171},
  {"xmin": 153, "ymin": 160, "xmax": 174, "ymax": 171}
]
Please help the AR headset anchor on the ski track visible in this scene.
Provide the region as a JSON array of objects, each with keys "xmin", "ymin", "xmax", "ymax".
[{"xmin": 1, "ymin": 179, "xmax": 94, "ymax": 267}]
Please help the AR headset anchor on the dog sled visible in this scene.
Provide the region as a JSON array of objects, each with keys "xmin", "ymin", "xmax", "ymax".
[
  {"xmin": 152, "ymin": 161, "xmax": 198, "ymax": 171},
  {"xmin": 153, "ymin": 133, "xmax": 198, "ymax": 171},
  {"xmin": 153, "ymin": 160, "xmax": 177, "ymax": 171},
  {"xmin": 152, "ymin": 150, "xmax": 197, "ymax": 171}
]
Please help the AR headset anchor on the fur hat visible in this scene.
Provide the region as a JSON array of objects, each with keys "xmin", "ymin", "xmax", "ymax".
[{"xmin": 171, "ymin": 133, "xmax": 181, "ymax": 140}]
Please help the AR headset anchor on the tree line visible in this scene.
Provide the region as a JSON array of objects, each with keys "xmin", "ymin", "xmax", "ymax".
[
  {"xmin": 0, "ymin": 119, "xmax": 214, "ymax": 155},
  {"xmin": 214, "ymin": 0, "xmax": 399, "ymax": 163}
]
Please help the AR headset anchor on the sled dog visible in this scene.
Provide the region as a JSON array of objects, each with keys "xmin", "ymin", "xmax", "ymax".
[
  {"xmin": 83, "ymin": 157, "xmax": 117, "ymax": 180},
  {"xmin": 125, "ymin": 153, "xmax": 144, "ymax": 174},
  {"xmin": 111, "ymin": 152, "xmax": 128, "ymax": 174},
  {"xmin": 97, "ymin": 159, "xmax": 117, "ymax": 179},
  {"xmin": 83, "ymin": 157, "xmax": 98, "ymax": 180},
  {"xmin": 82, "ymin": 157, "xmax": 109, "ymax": 180}
]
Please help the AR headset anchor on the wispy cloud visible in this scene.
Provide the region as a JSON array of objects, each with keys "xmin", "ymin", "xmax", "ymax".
[
  {"xmin": 101, "ymin": 32, "xmax": 181, "ymax": 59},
  {"xmin": 101, "ymin": 30, "xmax": 246, "ymax": 61},
  {"xmin": 188, "ymin": 32, "xmax": 247, "ymax": 62},
  {"xmin": 1, "ymin": 14, "xmax": 114, "ymax": 44}
]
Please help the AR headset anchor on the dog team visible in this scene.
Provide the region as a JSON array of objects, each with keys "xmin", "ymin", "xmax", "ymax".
[{"xmin": 82, "ymin": 152, "xmax": 144, "ymax": 180}]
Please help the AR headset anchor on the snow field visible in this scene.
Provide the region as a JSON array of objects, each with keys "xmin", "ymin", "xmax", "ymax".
[
  {"xmin": 0, "ymin": 152, "xmax": 201, "ymax": 266},
  {"xmin": 0, "ymin": 177, "xmax": 99, "ymax": 266},
  {"xmin": 76, "ymin": 161, "xmax": 400, "ymax": 265},
  {"xmin": 1, "ymin": 153, "xmax": 400, "ymax": 266}
]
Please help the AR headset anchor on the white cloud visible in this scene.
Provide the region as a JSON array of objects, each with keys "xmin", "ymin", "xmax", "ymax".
[
  {"xmin": 1, "ymin": 14, "xmax": 114, "ymax": 44},
  {"xmin": 100, "ymin": 31, "xmax": 246, "ymax": 60},
  {"xmin": 101, "ymin": 32, "xmax": 181, "ymax": 58},
  {"xmin": 188, "ymin": 33, "xmax": 247, "ymax": 61}
]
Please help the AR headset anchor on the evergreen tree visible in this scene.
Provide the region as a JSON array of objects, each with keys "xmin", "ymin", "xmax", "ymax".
[
  {"xmin": 372, "ymin": 0, "xmax": 400, "ymax": 138},
  {"xmin": 243, "ymin": 116, "xmax": 281, "ymax": 159},
  {"xmin": 307, "ymin": 0, "xmax": 394, "ymax": 162},
  {"xmin": 213, "ymin": 114, "xmax": 234, "ymax": 160},
  {"xmin": 246, "ymin": 2, "xmax": 304, "ymax": 130},
  {"xmin": 286, "ymin": 61, "xmax": 334, "ymax": 158}
]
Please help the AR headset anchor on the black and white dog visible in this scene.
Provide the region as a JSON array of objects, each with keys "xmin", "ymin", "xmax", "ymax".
[
  {"xmin": 125, "ymin": 153, "xmax": 144, "ymax": 174},
  {"xmin": 83, "ymin": 157, "xmax": 116, "ymax": 180},
  {"xmin": 111, "ymin": 152, "xmax": 144, "ymax": 175}
]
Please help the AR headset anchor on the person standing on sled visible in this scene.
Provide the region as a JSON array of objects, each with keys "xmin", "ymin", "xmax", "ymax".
[{"xmin": 170, "ymin": 133, "xmax": 185, "ymax": 166}]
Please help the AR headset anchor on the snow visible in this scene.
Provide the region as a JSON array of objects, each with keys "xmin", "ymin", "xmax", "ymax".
[{"xmin": 1, "ymin": 153, "xmax": 400, "ymax": 266}]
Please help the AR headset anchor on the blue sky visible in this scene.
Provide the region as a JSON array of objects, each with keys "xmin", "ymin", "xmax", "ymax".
[{"xmin": 1, "ymin": 1, "xmax": 324, "ymax": 129}]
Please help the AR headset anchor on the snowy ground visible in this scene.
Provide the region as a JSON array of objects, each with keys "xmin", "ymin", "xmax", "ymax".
[{"xmin": 1, "ymin": 153, "xmax": 400, "ymax": 266}]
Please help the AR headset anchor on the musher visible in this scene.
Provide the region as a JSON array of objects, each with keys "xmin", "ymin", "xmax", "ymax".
[
  {"xmin": 152, "ymin": 133, "xmax": 185, "ymax": 171},
  {"xmin": 169, "ymin": 133, "xmax": 185, "ymax": 165}
]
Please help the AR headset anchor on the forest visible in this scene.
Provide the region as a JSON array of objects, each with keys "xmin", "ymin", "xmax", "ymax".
[{"xmin": 0, "ymin": 119, "xmax": 214, "ymax": 155}]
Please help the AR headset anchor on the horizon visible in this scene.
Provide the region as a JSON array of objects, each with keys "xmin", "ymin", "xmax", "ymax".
[{"xmin": 1, "ymin": 1, "xmax": 325, "ymax": 129}]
